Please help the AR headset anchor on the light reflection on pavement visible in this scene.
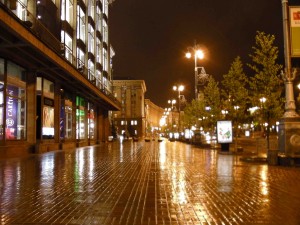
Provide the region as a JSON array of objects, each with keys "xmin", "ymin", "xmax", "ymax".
[{"xmin": 0, "ymin": 140, "xmax": 300, "ymax": 224}]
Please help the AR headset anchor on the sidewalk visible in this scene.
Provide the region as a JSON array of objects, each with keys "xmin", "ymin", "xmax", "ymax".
[{"xmin": 0, "ymin": 140, "xmax": 300, "ymax": 224}]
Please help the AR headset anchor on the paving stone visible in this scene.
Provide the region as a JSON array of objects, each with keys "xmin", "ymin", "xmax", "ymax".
[{"xmin": 0, "ymin": 141, "xmax": 300, "ymax": 224}]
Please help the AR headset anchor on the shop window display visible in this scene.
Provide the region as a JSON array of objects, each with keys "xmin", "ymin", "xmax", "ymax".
[
  {"xmin": 76, "ymin": 96, "xmax": 85, "ymax": 139},
  {"xmin": 5, "ymin": 61, "xmax": 26, "ymax": 140},
  {"xmin": 88, "ymin": 103, "xmax": 94, "ymax": 139}
]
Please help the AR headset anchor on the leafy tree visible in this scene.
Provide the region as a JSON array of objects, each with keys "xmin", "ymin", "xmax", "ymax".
[
  {"xmin": 203, "ymin": 76, "xmax": 221, "ymax": 132},
  {"xmin": 183, "ymin": 98, "xmax": 206, "ymax": 129},
  {"xmin": 247, "ymin": 31, "xmax": 284, "ymax": 129},
  {"xmin": 222, "ymin": 56, "xmax": 249, "ymax": 135}
]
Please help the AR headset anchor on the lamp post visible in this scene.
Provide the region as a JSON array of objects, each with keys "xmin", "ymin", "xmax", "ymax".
[
  {"xmin": 185, "ymin": 45, "xmax": 207, "ymax": 100},
  {"xmin": 260, "ymin": 97, "xmax": 270, "ymax": 150},
  {"xmin": 168, "ymin": 99, "xmax": 176, "ymax": 134},
  {"xmin": 281, "ymin": 0, "xmax": 298, "ymax": 118},
  {"xmin": 173, "ymin": 85, "xmax": 184, "ymax": 133},
  {"xmin": 278, "ymin": 0, "xmax": 300, "ymax": 159}
]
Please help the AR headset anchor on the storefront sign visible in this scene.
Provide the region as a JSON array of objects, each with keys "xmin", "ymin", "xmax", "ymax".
[
  {"xmin": 217, "ymin": 120, "xmax": 233, "ymax": 143},
  {"xmin": 290, "ymin": 7, "xmax": 300, "ymax": 57}
]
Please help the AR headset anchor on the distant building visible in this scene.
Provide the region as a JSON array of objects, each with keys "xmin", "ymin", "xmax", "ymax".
[
  {"xmin": 144, "ymin": 99, "xmax": 164, "ymax": 135},
  {"xmin": 0, "ymin": 0, "xmax": 120, "ymax": 157},
  {"xmin": 112, "ymin": 79, "xmax": 146, "ymax": 138}
]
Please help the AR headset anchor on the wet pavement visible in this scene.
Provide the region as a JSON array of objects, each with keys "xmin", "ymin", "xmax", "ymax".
[{"xmin": 1, "ymin": 140, "xmax": 300, "ymax": 225}]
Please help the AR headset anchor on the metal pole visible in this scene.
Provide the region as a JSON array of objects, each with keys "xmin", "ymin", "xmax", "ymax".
[
  {"xmin": 194, "ymin": 54, "xmax": 198, "ymax": 99},
  {"xmin": 281, "ymin": 0, "xmax": 298, "ymax": 117},
  {"xmin": 178, "ymin": 90, "xmax": 181, "ymax": 133}
]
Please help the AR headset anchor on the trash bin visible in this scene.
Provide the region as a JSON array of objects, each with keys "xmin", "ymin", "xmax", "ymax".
[{"xmin": 267, "ymin": 149, "xmax": 278, "ymax": 165}]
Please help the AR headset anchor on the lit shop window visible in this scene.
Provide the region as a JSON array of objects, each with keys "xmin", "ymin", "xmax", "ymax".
[
  {"xmin": 6, "ymin": 61, "xmax": 26, "ymax": 140},
  {"xmin": 76, "ymin": 96, "xmax": 85, "ymax": 139},
  {"xmin": 88, "ymin": 104, "xmax": 94, "ymax": 139},
  {"xmin": 60, "ymin": 92, "xmax": 73, "ymax": 140},
  {"xmin": 64, "ymin": 104, "xmax": 73, "ymax": 138},
  {"xmin": 42, "ymin": 79, "xmax": 54, "ymax": 139}
]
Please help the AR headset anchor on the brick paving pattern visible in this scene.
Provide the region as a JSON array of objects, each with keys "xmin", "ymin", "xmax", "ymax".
[{"xmin": 0, "ymin": 140, "xmax": 300, "ymax": 224}]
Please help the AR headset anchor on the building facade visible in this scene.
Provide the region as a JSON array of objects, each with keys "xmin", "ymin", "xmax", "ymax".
[
  {"xmin": 0, "ymin": 0, "xmax": 120, "ymax": 157},
  {"xmin": 144, "ymin": 99, "xmax": 164, "ymax": 135},
  {"xmin": 112, "ymin": 79, "xmax": 146, "ymax": 138}
]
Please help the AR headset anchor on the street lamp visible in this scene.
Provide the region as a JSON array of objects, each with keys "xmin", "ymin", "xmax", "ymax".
[
  {"xmin": 168, "ymin": 99, "xmax": 177, "ymax": 138},
  {"xmin": 185, "ymin": 44, "xmax": 208, "ymax": 99},
  {"xmin": 168, "ymin": 99, "xmax": 176, "ymax": 110},
  {"xmin": 173, "ymin": 85, "xmax": 184, "ymax": 133},
  {"xmin": 260, "ymin": 97, "xmax": 270, "ymax": 150},
  {"xmin": 281, "ymin": 0, "xmax": 298, "ymax": 118}
]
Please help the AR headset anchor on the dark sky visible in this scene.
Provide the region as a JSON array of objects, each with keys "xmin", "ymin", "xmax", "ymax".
[{"xmin": 109, "ymin": 0, "xmax": 298, "ymax": 108}]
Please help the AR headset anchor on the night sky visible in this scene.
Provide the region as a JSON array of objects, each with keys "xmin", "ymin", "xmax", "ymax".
[{"xmin": 109, "ymin": 0, "xmax": 298, "ymax": 108}]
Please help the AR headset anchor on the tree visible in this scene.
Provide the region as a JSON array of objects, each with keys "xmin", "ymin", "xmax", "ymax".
[
  {"xmin": 183, "ymin": 98, "xmax": 206, "ymax": 130},
  {"xmin": 247, "ymin": 31, "xmax": 284, "ymax": 127},
  {"xmin": 247, "ymin": 31, "xmax": 283, "ymax": 150},
  {"xmin": 222, "ymin": 56, "xmax": 249, "ymax": 135},
  {"xmin": 203, "ymin": 76, "xmax": 221, "ymax": 133}
]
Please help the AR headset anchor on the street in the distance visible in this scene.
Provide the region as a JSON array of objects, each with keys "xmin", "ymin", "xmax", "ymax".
[{"xmin": 0, "ymin": 139, "xmax": 300, "ymax": 225}]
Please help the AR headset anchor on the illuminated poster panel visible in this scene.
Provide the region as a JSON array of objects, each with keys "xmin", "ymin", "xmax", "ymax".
[
  {"xmin": 6, "ymin": 85, "xmax": 18, "ymax": 139},
  {"xmin": 290, "ymin": 7, "xmax": 300, "ymax": 57},
  {"xmin": 42, "ymin": 98, "xmax": 54, "ymax": 138},
  {"xmin": 217, "ymin": 120, "xmax": 233, "ymax": 144}
]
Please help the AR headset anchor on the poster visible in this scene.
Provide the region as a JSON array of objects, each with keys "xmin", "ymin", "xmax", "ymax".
[
  {"xmin": 6, "ymin": 85, "xmax": 18, "ymax": 139},
  {"xmin": 290, "ymin": 7, "xmax": 300, "ymax": 57},
  {"xmin": 42, "ymin": 106, "xmax": 54, "ymax": 137},
  {"xmin": 217, "ymin": 120, "xmax": 233, "ymax": 144}
]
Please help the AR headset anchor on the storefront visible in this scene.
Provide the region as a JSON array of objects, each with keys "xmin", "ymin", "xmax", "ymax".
[
  {"xmin": 0, "ymin": 59, "xmax": 26, "ymax": 142},
  {"xmin": 0, "ymin": 58, "xmax": 112, "ymax": 157}
]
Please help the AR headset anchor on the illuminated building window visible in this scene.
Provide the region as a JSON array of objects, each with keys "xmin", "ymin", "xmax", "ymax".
[
  {"xmin": 77, "ymin": 48, "xmax": 85, "ymax": 69},
  {"xmin": 77, "ymin": 6, "xmax": 86, "ymax": 43},
  {"xmin": 88, "ymin": 24, "xmax": 95, "ymax": 54},
  {"xmin": 15, "ymin": 0, "xmax": 28, "ymax": 21},
  {"xmin": 96, "ymin": 6, "xmax": 102, "ymax": 33},
  {"xmin": 61, "ymin": 31, "xmax": 73, "ymax": 63},
  {"xmin": 61, "ymin": 0, "xmax": 73, "ymax": 24},
  {"xmin": 88, "ymin": 0, "xmax": 95, "ymax": 20},
  {"xmin": 131, "ymin": 120, "xmax": 137, "ymax": 125},
  {"xmin": 88, "ymin": 60, "xmax": 95, "ymax": 81}
]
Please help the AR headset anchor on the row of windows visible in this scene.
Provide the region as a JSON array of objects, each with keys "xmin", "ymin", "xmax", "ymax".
[
  {"xmin": 120, "ymin": 120, "xmax": 138, "ymax": 126},
  {"xmin": 2, "ymin": 0, "xmax": 112, "ymax": 95}
]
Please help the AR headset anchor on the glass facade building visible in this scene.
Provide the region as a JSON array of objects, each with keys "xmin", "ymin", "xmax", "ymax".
[{"xmin": 0, "ymin": 0, "xmax": 120, "ymax": 157}]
